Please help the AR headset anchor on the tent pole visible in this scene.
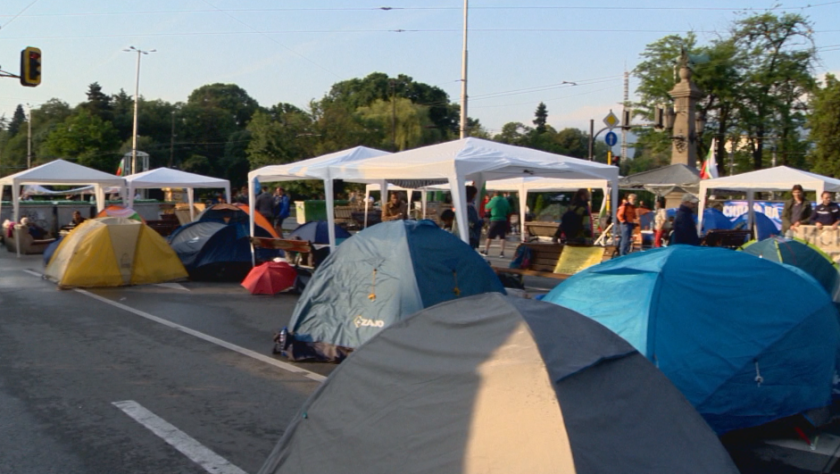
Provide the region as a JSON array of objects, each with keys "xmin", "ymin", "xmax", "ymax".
[
  {"xmin": 248, "ymin": 175, "xmax": 257, "ymax": 267},
  {"xmin": 696, "ymin": 182, "xmax": 707, "ymax": 236},
  {"xmin": 450, "ymin": 173, "xmax": 470, "ymax": 245},
  {"xmin": 13, "ymin": 183, "xmax": 20, "ymax": 258},
  {"xmin": 325, "ymin": 178, "xmax": 336, "ymax": 250},
  {"xmin": 364, "ymin": 185, "xmax": 371, "ymax": 229},
  {"xmin": 747, "ymin": 190, "xmax": 755, "ymax": 238},
  {"xmin": 519, "ymin": 183, "xmax": 527, "ymax": 243},
  {"xmin": 187, "ymin": 188, "xmax": 195, "ymax": 222}
]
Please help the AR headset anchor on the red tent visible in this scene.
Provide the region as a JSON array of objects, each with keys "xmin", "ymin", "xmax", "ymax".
[{"xmin": 241, "ymin": 261, "xmax": 297, "ymax": 295}]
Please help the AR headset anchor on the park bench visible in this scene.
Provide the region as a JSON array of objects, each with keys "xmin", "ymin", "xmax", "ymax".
[
  {"xmin": 491, "ymin": 242, "xmax": 616, "ymax": 286},
  {"xmin": 249, "ymin": 236, "xmax": 330, "ymax": 268},
  {"xmin": 145, "ymin": 214, "xmax": 180, "ymax": 237},
  {"xmin": 333, "ymin": 206, "xmax": 355, "ymax": 228}
]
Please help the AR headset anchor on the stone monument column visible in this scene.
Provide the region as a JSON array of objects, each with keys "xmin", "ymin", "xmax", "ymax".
[{"xmin": 668, "ymin": 66, "xmax": 704, "ymax": 169}]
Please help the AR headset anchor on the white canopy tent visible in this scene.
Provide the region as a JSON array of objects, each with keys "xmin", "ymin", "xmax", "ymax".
[
  {"xmin": 247, "ymin": 146, "xmax": 392, "ymax": 252},
  {"xmin": 125, "ymin": 168, "xmax": 231, "ymax": 222},
  {"xmin": 697, "ymin": 165, "xmax": 840, "ymax": 232},
  {"xmin": 328, "ymin": 138, "xmax": 619, "ymax": 248},
  {"xmin": 0, "ymin": 159, "xmax": 125, "ymax": 257},
  {"xmin": 366, "ymin": 176, "xmax": 611, "ymax": 243}
]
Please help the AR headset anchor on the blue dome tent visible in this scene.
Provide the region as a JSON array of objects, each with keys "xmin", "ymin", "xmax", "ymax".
[
  {"xmin": 281, "ymin": 220, "xmax": 505, "ymax": 361},
  {"xmin": 732, "ymin": 211, "xmax": 778, "ymax": 241},
  {"xmin": 740, "ymin": 236, "xmax": 840, "ymax": 299},
  {"xmin": 543, "ymin": 246, "xmax": 840, "ymax": 434},
  {"xmin": 168, "ymin": 221, "xmax": 280, "ymax": 281},
  {"xmin": 288, "ymin": 220, "xmax": 351, "ymax": 244}
]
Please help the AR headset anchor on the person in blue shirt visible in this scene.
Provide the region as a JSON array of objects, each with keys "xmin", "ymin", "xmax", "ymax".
[
  {"xmin": 811, "ymin": 191, "xmax": 840, "ymax": 229},
  {"xmin": 273, "ymin": 187, "xmax": 291, "ymax": 236}
]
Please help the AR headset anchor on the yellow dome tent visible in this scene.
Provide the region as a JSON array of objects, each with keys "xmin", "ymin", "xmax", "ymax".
[{"xmin": 45, "ymin": 217, "xmax": 188, "ymax": 288}]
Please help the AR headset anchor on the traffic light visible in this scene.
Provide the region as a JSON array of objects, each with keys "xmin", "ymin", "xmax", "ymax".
[
  {"xmin": 20, "ymin": 47, "xmax": 41, "ymax": 87},
  {"xmin": 613, "ymin": 155, "xmax": 621, "ymax": 167}
]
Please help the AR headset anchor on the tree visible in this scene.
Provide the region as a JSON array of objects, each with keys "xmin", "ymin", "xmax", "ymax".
[
  {"xmin": 8, "ymin": 105, "xmax": 26, "ymax": 136},
  {"xmin": 809, "ymin": 74, "xmax": 840, "ymax": 177},
  {"xmin": 730, "ymin": 12, "xmax": 816, "ymax": 169},
  {"xmin": 187, "ymin": 83, "xmax": 259, "ymax": 128},
  {"xmin": 356, "ymin": 98, "xmax": 437, "ymax": 151},
  {"xmin": 44, "ymin": 109, "xmax": 120, "ymax": 171},
  {"xmin": 533, "ymin": 102, "xmax": 548, "ymax": 134},
  {"xmin": 493, "ymin": 122, "xmax": 531, "ymax": 146},
  {"xmin": 80, "ymin": 82, "xmax": 113, "ymax": 122}
]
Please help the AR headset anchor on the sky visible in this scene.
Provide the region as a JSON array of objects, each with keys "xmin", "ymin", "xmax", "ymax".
[{"xmin": 0, "ymin": 0, "xmax": 839, "ymax": 139}]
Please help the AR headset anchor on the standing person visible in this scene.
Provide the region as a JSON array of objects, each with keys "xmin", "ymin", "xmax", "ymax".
[
  {"xmin": 466, "ymin": 185, "xmax": 483, "ymax": 250},
  {"xmin": 653, "ymin": 197, "xmax": 668, "ymax": 248},
  {"xmin": 273, "ymin": 187, "xmax": 291, "ymax": 236},
  {"xmin": 811, "ymin": 191, "xmax": 840, "ymax": 230},
  {"xmin": 255, "ymin": 186, "xmax": 275, "ymax": 223},
  {"xmin": 671, "ymin": 194, "xmax": 701, "ymax": 246},
  {"xmin": 234, "ymin": 186, "xmax": 249, "ymax": 204},
  {"xmin": 482, "ymin": 191, "xmax": 511, "ymax": 258},
  {"xmin": 382, "ymin": 192, "xmax": 407, "ymax": 221},
  {"xmin": 781, "ymin": 184, "xmax": 812, "ymax": 235},
  {"xmin": 617, "ymin": 193, "xmax": 639, "ymax": 256},
  {"xmin": 552, "ymin": 189, "xmax": 591, "ymax": 244}
]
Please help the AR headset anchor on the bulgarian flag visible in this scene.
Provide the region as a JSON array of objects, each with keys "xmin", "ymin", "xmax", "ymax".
[
  {"xmin": 116, "ymin": 159, "xmax": 125, "ymax": 176},
  {"xmin": 700, "ymin": 138, "xmax": 719, "ymax": 180}
]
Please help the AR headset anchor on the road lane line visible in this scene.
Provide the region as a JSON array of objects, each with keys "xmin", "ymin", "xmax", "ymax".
[
  {"xmin": 21, "ymin": 270, "xmax": 325, "ymax": 382},
  {"xmin": 113, "ymin": 400, "xmax": 247, "ymax": 474},
  {"xmin": 76, "ymin": 289, "xmax": 326, "ymax": 382}
]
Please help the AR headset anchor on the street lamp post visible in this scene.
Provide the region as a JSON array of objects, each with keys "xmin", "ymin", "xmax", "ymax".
[{"xmin": 123, "ymin": 46, "xmax": 155, "ymax": 175}]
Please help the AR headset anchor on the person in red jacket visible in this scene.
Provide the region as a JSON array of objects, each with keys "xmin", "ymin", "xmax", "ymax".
[{"xmin": 617, "ymin": 194, "xmax": 639, "ymax": 256}]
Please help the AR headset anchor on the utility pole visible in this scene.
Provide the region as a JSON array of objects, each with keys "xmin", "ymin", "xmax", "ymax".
[
  {"xmin": 390, "ymin": 79, "xmax": 397, "ymax": 149},
  {"xmin": 459, "ymin": 0, "xmax": 469, "ymax": 138},
  {"xmin": 123, "ymin": 46, "xmax": 156, "ymax": 175},
  {"xmin": 588, "ymin": 119, "xmax": 594, "ymax": 161},
  {"xmin": 169, "ymin": 110, "xmax": 175, "ymax": 168},
  {"xmin": 621, "ymin": 70, "xmax": 629, "ymax": 164},
  {"xmin": 26, "ymin": 104, "xmax": 32, "ymax": 169}
]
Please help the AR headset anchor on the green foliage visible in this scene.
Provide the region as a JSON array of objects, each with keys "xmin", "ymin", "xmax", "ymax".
[
  {"xmin": 43, "ymin": 109, "xmax": 120, "ymax": 171},
  {"xmin": 809, "ymin": 74, "xmax": 840, "ymax": 177},
  {"xmin": 533, "ymin": 194, "xmax": 546, "ymax": 216},
  {"xmin": 356, "ymin": 98, "xmax": 437, "ymax": 151},
  {"xmin": 533, "ymin": 102, "xmax": 548, "ymax": 134},
  {"xmin": 8, "ymin": 105, "xmax": 26, "ymax": 136}
]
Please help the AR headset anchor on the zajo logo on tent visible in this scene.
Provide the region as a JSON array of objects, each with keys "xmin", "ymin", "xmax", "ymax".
[{"xmin": 354, "ymin": 315, "xmax": 385, "ymax": 328}]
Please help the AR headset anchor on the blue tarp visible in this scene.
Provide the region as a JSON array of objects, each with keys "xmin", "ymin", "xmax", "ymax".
[
  {"xmin": 288, "ymin": 220, "xmax": 505, "ymax": 348},
  {"xmin": 543, "ymin": 246, "xmax": 840, "ymax": 434}
]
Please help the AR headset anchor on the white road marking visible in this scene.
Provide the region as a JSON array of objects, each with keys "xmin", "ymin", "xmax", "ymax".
[
  {"xmin": 154, "ymin": 282, "xmax": 190, "ymax": 291},
  {"xmin": 21, "ymin": 270, "xmax": 325, "ymax": 382},
  {"xmin": 113, "ymin": 400, "xmax": 247, "ymax": 474}
]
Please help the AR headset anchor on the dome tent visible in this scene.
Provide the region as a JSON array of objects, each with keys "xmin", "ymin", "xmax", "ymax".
[
  {"xmin": 259, "ymin": 294, "xmax": 738, "ymax": 474},
  {"xmin": 45, "ymin": 217, "xmax": 187, "ymax": 288},
  {"xmin": 543, "ymin": 245, "xmax": 840, "ymax": 434},
  {"xmin": 282, "ymin": 220, "xmax": 505, "ymax": 361},
  {"xmin": 740, "ymin": 236, "xmax": 840, "ymax": 299}
]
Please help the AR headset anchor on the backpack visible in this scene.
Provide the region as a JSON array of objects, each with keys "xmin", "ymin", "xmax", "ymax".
[{"xmin": 509, "ymin": 244, "xmax": 533, "ymax": 270}]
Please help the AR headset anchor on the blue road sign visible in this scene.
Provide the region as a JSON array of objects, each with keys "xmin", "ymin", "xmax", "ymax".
[{"xmin": 605, "ymin": 131, "xmax": 618, "ymax": 147}]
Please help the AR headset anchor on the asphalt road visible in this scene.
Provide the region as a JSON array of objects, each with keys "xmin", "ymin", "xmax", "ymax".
[{"xmin": 0, "ymin": 250, "xmax": 328, "ymax": 474}]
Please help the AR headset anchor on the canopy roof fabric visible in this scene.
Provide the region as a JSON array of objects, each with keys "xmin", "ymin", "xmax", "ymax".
[
  {"xmin": 698, "ymin": 166, "xmax": 840, "ymax": 232},
  {"xmin": 0, "ymin": 160, "xmax": 125, "ymax": 250},
  {"xmin": 619, "ymin": 164, "xmax": 700, "ymax": 194},
  {"xmin": 700, "ymin": 165, "xmax": 840, "ymax": 194},
  {"xmin": 126, "ymin": 167, "xmax": 231, "ymax": 222},
  {"xmin": 249, "ymin": 146, "xmax": 391, "ymax": 183},
  {"xmin": 260, "ymin": 293, "xmax": 739, "ymax": 474}
]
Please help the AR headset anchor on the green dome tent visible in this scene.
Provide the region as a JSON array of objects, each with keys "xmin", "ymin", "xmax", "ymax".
[{"xmin": 740, "ymin": 236, "xmax": 839, "ymax": 299}]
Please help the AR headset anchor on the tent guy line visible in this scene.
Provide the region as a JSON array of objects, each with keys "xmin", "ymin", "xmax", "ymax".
[
  {"xmin": 19, "ymin": 269, "xmax": 326, "ymax": 383},
  {"xmin": 112, "ymin": 400, "xmax": 247, "ymax": 474}
]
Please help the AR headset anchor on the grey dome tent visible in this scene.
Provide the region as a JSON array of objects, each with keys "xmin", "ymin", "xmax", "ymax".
[{"xmin": 259, "ymin": 293, "xmax": 738, "ymax": 474}]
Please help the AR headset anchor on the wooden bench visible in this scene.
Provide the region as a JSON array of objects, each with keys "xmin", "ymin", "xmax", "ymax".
[
  {"xmin": 701, "ymin": 229, "xmax": 752, "ymax": 249},
  {"xmin": 525, "ymin": 221, "xmax": 558, "ymax": 240},
  {"xmin": 491, "ymin": 243, "xmax": 616, "ymax": 285},
  {"xmin": 146, "ymin": 214, "xmax": 181, "ymax": 237},
  {"xmin": 250, "ymin": 237, "xmax": 314, "ymax": 266}
]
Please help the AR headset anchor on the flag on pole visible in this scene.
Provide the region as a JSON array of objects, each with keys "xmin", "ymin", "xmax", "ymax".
[
  {"xmin": 700, "ymin": 138, "xmax": 719, "ymax": 180},
  {"xmin": 116, "ymin": 159, "xmax": 125, "ymax": 177}
]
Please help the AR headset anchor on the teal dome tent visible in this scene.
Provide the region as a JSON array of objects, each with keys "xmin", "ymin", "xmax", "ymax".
[
  {"xmin": 740, "ymin": 236, "xmax": 839, "ymax": 299},
  {"xmin": 543, "ymin": 246, "xmax": 840, "ymax": 434},
  {"xmin": 280, "ymin": 220, "xmax": 505, "ymax": 361}
]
